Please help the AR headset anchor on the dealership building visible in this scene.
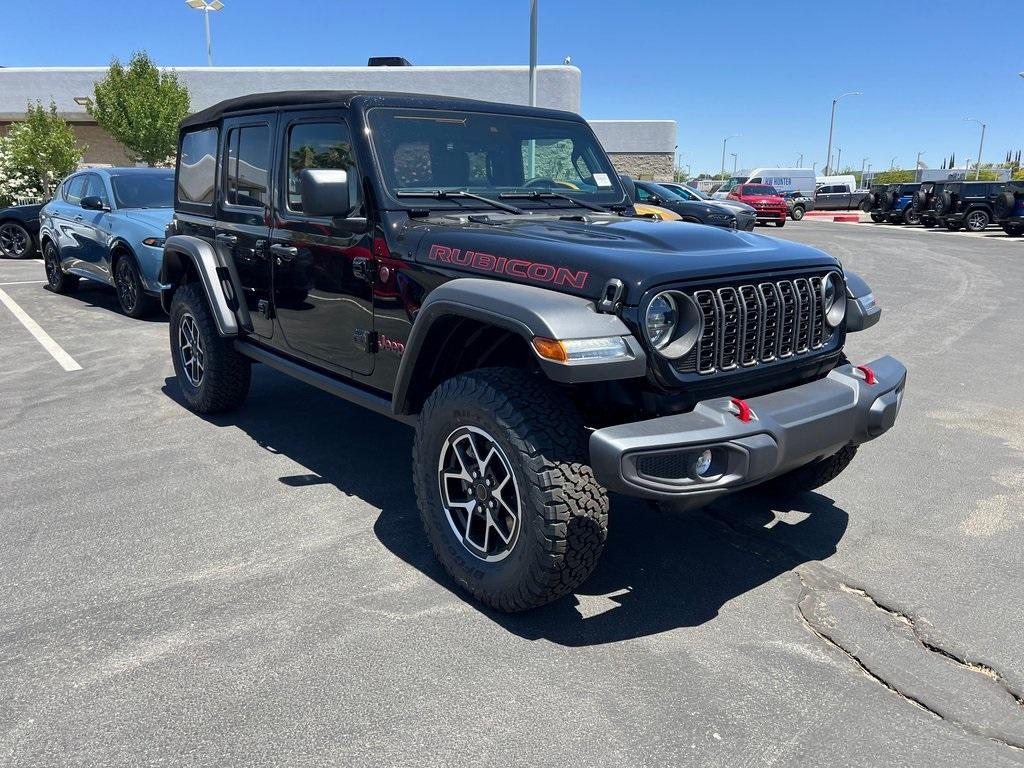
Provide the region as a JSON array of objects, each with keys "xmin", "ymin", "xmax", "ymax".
[{"xmin": 0, "ymin": 64, "xmax": 676, "ymax": 180}]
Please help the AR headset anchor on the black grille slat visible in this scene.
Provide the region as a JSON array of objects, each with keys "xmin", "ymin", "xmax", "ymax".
[{"xmin": 683, "ymin": 273, "xmax": 836, "ymax": 375}]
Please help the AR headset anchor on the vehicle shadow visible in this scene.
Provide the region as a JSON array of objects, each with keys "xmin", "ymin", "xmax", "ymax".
[
  {"xmin": 163, "ymin": 366, "xmax": 848, "ymax": 647},
  {"xmin": 45, "ymin": 282, "xmax": 166, "ymax": 322}
]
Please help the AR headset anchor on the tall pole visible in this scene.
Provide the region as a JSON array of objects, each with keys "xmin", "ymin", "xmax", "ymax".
[
  {"xmin": 825, "ymin": 91, "xmax": 861, "ymax": 176},
  {"xmin": 731, "ymin": 153, "xmax": 738, "ymax": 175},
  {"xmin": 835, "ymin": 147, "xmax": 842, "ymax": 173},
  {"xmin": 204, "ymin": 9, "xmax": 212, "ymax": 66},
  {"xmin": 721, "ymin": 135, "xmax": 738, "ymax": 179},
  {"xmin": 797, "ymin": 152, "xmax": 803, "ymax": 167},
  {"xmin": 915, "ymin": 151, "xmax": 922, "ymax": 182},
  {"xmin": 860, "ymin": 157, "xmax": 868, "ymax": 187}
]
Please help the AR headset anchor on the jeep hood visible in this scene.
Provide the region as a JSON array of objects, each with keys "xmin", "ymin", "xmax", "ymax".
[{"xmin": 405, "ymin": 215, "xmax": 839, "ymax": 304}]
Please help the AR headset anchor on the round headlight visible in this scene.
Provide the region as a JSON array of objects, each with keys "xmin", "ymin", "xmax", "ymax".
[
  {"xmin": 645, "ymin": 292, "xmax": 677, "ymax": 349},
  {"xmin": 644, "ymin": 291, "xmax": 703, "ymax": 359},
  {"xmin": 822, "ymin": 272, "xmax": 846, "ymax": 327}
]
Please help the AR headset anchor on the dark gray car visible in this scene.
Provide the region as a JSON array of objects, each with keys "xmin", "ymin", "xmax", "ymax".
[{"xmin": 658, "ymin": 182, "xmax": 757, "ymax": 231}]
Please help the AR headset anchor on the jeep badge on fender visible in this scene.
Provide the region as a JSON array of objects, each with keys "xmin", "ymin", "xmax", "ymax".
[{"xmin": 160, "ymin": 90, "xmax": 905, "ymax": 612}]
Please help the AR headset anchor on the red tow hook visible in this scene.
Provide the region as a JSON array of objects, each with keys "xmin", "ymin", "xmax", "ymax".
[
  {"xmin": 855, "ymin": 365, "xmax": 877, "ymax": 385},
  {"xmin": 729, "ymin": 397, "xmax": 754, "ymax": 422}
]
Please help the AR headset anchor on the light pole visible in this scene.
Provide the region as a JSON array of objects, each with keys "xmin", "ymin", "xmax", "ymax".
[
  {"xmin": 825, "ymin": 91, "xmax": 861, "ymax": 176},
  {"xmin": 730, "ymin": 153, "xmax": 738, "ymax": 175},
  {"xmin": 915, "ymin": 151, "xmax": 923, "ymax": 181},
  {"xmin": 890, "ymin": 156, "xmax": 898, "ymax": 170},
  {"xmin": 965, "ymin": 117, "xmax": 986, "ymax": 180},
  {"xmin": 797, "ymin": 152, "xmax": 804, "ymax": 167},
  {"xmin": 860, "ymin": 157, "xmax": 868, "ymax": 185},
  {"xmin": 833, "ymin": 146, "xmax": 842, "ymax": 173},
  {"xmin": 186, "ymin": 0, "xmax": 224, "ymax": 66},
  {"xmin": 526, "ymin": 0, "xmax": 538, "ymax": 177},
  {"xmin": 720, "ymin": 135, "xmax": 739, "ymax": 179}
]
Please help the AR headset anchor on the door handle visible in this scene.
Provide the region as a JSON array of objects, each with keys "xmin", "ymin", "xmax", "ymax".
[
  {"xmin": 270, "ymin": 244, "xmax": 299, "ymax": 262},
  {"xmin": 215, "ymin": 233, "xmax": 238, "ymax": 246},
  {"xmin": 74, "ymin": 215, "xmax": 84, "ymax": 222}
]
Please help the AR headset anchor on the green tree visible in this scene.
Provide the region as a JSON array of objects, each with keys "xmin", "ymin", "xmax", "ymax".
[
  {"xmin": 5, "ymin": 101, "xmax": 83, "ymax": 196},
  {"xmin": 89, "ymin": 51, "xmax": 190, "ymax": 166}
]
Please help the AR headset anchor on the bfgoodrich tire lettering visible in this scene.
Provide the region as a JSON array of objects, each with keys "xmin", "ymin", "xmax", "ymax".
[
  {"xmin": 413, "ymin": 368, "xmax": 609, "ymax": 612},
  {"xmin": 169, "ymin": 283, "xmax": 251, "ymax": 414}
]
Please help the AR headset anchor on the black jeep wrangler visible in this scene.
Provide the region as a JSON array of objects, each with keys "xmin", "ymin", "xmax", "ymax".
[
  {"xmin": 860, "ymin": 183, "xmax": 921, "ymax": 224},
  {"xmin": 933, "ymin": 181, "xmax": 1004, "ymax": 232},
  {"xmin": 160, "ymin": 91, "xmax": 906, "ymax": 611},
  {"xmin": 993, "ymin": 181, "xmax": 1024, "ymax": 236},
  {"xmin": 911, "ymin": 181, "xmax": 946, "ymax": 228}
]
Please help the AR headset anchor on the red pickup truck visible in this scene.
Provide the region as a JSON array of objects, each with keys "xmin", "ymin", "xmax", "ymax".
[{"xmin": 727, "ymin": 184, "xmax": 788, "ymax": 227}]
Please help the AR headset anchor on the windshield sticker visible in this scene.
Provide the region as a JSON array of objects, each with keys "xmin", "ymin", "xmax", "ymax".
[
  {"xmin": 428, "ymin": 244, "xmax": 589, "ymax": 289},
  {"xmin": 593, "ymin": 173, "xmax": 612, "ymax": 187}
]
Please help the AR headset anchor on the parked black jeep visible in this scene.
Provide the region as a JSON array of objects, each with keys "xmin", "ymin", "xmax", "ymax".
[
  {"xmin": 911, "ymin": 182, "xmax": 946, "ymax": 228},
  {"xmin": 161, "ymin": 91, "xmax": 906, "ymax": 611},
  {"xmin": 992, "ymin": 181, "xmax": 1024, "ymax": 236},
  {"xmin": 933, "ymin": 181, "xmax": 1004, "ymax": 232}
]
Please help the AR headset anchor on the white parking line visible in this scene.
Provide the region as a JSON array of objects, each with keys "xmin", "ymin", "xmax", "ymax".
[
  {"xmin": 0, "ymin": 288, "xmax": 82, "ymax": 372},
  {"xmin": 0, "ymin": 280, "xmax": 46, "ymax": 286}
]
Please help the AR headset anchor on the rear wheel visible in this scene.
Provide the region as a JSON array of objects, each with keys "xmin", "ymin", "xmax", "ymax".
[
  {"xmin": 870, "ymin": 213, "xmax": 886, "ymax": 223},
  {"xmin": 773, "ymin": 219, "xmax": 786, "ymax": 227},
  {"xmin": 413, "ymin": 368, "xmax": 609, "ymax": 612},
  {"xmin": 791, "ymin": 205, "xmax": 805, "ymax": 221},
  {"xmin": 0, "ymin": 221, "xmax": 34, "ymax": 259},
  {"xmin": 947, "ymin": 222, "xmax": 962, "ymax": 232},
  {"xmin": 43, "ymin": 240, "xmax": 78, "ymax": 294},
  {"xmin": 114, "ymin": 254, "xmax": 157, "ymax": 318},
  {"xmin": 169, "ymin": 282, "xmax": 251, "ymax": 414},
  {"xmin": 921, "ymin": 218, "xmax": 936, "ymax": 228},
  {"xmin": 1003, "ymin": 223, "xmax": 1024, "ymax": 237},
  {"xmin": 903, "ymin": 206, "xmax": 921, "ymax": 225},
  {"xmin": 965, "ymin": 209, "xmax": 990, "ymax": 232}
]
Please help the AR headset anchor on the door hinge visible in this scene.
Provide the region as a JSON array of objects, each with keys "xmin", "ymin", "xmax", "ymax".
[{"xmin": 354, "ymin": 328, "xmax": 377, "ymax": 353}]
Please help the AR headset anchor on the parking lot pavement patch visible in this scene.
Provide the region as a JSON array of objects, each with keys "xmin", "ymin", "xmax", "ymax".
[{"xmin": 0, "ymin": 288, "xmax": 82, "ymax": 372}]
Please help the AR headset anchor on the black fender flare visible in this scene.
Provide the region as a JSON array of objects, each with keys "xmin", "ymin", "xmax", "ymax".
[
  {"xmin": 159, "ymin": 234, "xmax": 244, "ymax": 336},
  {"xmin": 844, "ymin": 270, "xmax": 881, "ymax": 333},
  {"xmin": 392, "ymin": 278, "xmax": 646, "ymax": 417}
]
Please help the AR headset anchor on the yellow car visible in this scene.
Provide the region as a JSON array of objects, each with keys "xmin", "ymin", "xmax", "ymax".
[{"xmin": 633, "ymin": 203, "xmax": 682, "ymax": 221}]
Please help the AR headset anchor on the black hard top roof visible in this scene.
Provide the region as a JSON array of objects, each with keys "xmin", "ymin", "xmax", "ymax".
[{"xmin": 181, "ymin": 90, "xmax": 581, "ymax": 130}]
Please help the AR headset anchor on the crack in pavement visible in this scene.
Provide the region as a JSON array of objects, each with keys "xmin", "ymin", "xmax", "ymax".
[{"xmin": 703, "ymin": 504, "xmax": 1024, "ymax": 753}]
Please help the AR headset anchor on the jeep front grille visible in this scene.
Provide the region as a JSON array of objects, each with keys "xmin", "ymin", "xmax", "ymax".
[{"xmin": 690, "ymin": 276, "xmax": 831, "ymax": 375}]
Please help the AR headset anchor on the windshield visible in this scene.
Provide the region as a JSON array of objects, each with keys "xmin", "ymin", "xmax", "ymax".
[
  {"xmin": 742, "ymin": 185, "xmax": 779, "ymax": 196},
  {"xmin": 367, "ymin": 108, "xmax": 626, "ymax": 208},
  {"xmin": 717, "ymin": 177, "xmax": 744, "ymax": 193},
  {"xmin": 683, "ymin": 184, "xmax": 710, "ymax": 200},
  {"xmin": 110, "ymin": 172, "xmax": 175, "ymax": 209}
]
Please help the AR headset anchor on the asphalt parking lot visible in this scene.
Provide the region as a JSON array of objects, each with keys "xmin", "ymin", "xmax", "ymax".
[{"xmin": 2, "ymin": 222, "xmax": 1024, "ymax": 767}]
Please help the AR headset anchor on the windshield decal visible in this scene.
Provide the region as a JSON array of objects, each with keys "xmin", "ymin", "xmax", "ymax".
[{"xmin": 428, "ymin": 244, "xmax": 589, "ymax": 289}]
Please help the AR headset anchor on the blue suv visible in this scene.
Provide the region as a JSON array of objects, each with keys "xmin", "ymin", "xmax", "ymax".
[
  {"xmin": 861, "ymin": 183, "xmax": 922, "ymax": 224},
  {"xmin": 39, "ymin": 168, "xmax": 174, "ymax": 317}
]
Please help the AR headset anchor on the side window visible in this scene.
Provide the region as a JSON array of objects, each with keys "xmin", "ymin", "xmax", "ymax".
[
  {"xmin": 226, "ymin": 124, "xmax": 271, "ymax": 208},
  {"xmin": 635, "ymin": 186, "xmax": 651, "ymax": 202},
  {"xmin": 178, "ymin": 127, "xmax": 218, "ymax": 206},
  {"xmin": 64, "ymin": 176, "xmax": 86, "ymax": 205},
  {"xmin": 749, "ymin": 177, "xmax": 762, "ymax": 183},
  {"xmin": 84, "ymin": 174, "xmax": 109, "ymax": 206},
  {"xmin": 285, "ymin": 121, "xmax": 357, "ymax": 213}
]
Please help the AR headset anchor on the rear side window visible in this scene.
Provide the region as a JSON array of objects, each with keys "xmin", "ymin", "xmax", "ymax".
[
  {"xmin": 226, "ymin": 125, "xmax": 271, "ymax": 208},
  {"xmin": 178, "ymin": 127, "xmax": 218, "ymax": 207}
]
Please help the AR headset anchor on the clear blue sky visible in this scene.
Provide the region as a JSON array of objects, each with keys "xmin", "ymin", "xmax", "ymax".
[{"xmin": 4, "ymin": 1, "xmax": 1022, "ymax": 175}]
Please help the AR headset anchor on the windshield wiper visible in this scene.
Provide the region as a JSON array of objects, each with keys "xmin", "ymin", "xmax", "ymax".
[
  {"xmin": 395, "ymin": 189, "xmax": 523, "ymax": 215},
  {"xmin": 499, "ymin": 190, "xmax": 617, "ymax": 214}
]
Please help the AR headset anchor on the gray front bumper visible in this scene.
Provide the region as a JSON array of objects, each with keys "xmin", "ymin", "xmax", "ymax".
[{"xmin": 589, "ymin": 355, "xmax": 906, "ymax": 502}]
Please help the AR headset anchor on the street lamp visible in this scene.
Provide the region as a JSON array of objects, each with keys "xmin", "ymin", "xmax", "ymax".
[
  {"xmin": 720, "ymin": 134, "xmax": 739, "ymax": 180},
  {"xmin": 965, "ymin": 117, "xmax": 986, "ymax": 180},
  {"xmin": 186, "ymin": 0, "xmax": 224, "ymax": 67},
  {"xmin": 797, "ymin": 152, "xmax": 804, "ymax": 167},
  {"xmin": 825, "ymin": 91, "xmax": 861, "ymax": 175},
  {"xmin": 833, "ymin": 146, "xmax": 842, "ymax": 173}
]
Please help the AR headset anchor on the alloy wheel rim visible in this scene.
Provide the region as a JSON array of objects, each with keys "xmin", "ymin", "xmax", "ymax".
[
  {"xmin": 116, "ymin": 260, "xmax": 137, "ymax": 312},
  {"xmin": 44, "ymin": 247, "xmax": 60, "ymax": 286},
  {"xmin": 0, "ymin": 223, "xmax": 28, "ymax": 257},
  {"xmin": 437, "ymin": 425, "xmax": 522, "ymax": 562},
  {"xmin": 968, "ymin": 212, "xmax": 987, "ymax": 230},
  {"xmin": 178, "ymin": 313, "xmax": 204, "ymax": 387}
]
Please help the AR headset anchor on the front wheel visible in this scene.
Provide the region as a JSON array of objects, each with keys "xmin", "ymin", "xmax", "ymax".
[
  {"xmin": 903, "ymin": 207, "xmax": 922, "ymax": 225},
  {"xmin": 413, "ymin": 368, "xmax": 609, "ymax": 612},
  {"xmin": 169, "ymin": 283, "xmax": 251, "ymax": 414},
  {"xmin": 791, "ymin": 206, "xmax": 805, "ymax": 221},
  {"xmin": 767, "ymin": 445, "xmax": 859, "ymax": 495},
  {"xmin": 114, "ymin": 255, "xmax": 157, "ymax": 318},
  {"xmin": 0, "ymin": 221, "xmax": 34, "ymax": 259},
  {"xmin": 870, "ymin": 213, "xmax": 886, "ymax": 223},
  {"xmin": 43, "ymin": 241, "xmax": 79, "ymax": 294},
  {"xmin": 965, "ymin": 209, "xmax": 990, "ymax": 232}
]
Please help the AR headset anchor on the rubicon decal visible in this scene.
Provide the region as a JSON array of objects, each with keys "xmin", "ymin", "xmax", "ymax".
[{"xmin": 428, "ymin": 245, "xmax": 589, "ymax": 289}]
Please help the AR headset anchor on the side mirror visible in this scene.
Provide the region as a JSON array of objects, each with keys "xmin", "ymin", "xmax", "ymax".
[
  {"xmin": 618, "ymin": 173, "xmax": 636, "ymax": 203},
  {"xmin": 299, "ymin": 168, "xmax": 359, "ymax": 218},
  {"xmin": 81, "ymin": 196, "xmax": 108, "ymax": 211}
]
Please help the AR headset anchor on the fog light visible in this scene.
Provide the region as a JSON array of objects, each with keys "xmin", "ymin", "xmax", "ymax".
[{"xmin": 694, "ymin": 449, "xmax": 714, "ymax": 477}]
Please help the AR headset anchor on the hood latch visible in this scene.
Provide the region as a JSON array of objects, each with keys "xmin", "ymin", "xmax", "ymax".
[{"xmin": 597, "ymin": 278, "xmax": 625, "ymax": 314}]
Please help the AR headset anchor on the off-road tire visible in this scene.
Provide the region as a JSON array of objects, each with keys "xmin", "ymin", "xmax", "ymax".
[
  {"xmin": 1002, "ymin": 223, "xmax": 1024, "ymax": 237},
  {"xmin": 902, "ymin": 206, "xmax": 922, "ymax": 225},
  {"xmin": 169, "ymin": 282, "xmax": 251, "ymax": 414},
  {"xmin": 791, "ymin": 205, "xmax": 805, "ymax": 221},
  {"xmin": 43, "ymin": 240, "xmax": 78, "ymax": 294},
  {"xmin": 768, "ymin": 445, "xmax": 859, "ymax": 495},
  {"xmin": 994, "ymin": 191, "xmax": 1016, "ymax": 218},
  {"xmin": 413, "ymin": 368, "xmax": 609, "ymax": 612},
  {"xmin": 870, "ymin": 213, "xmax": 886, "ymax": 223},
  {"xmin": 114, "ymin": 253, "xmax": 157, "ymax": 319}
]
